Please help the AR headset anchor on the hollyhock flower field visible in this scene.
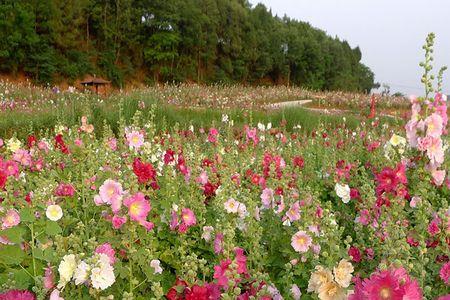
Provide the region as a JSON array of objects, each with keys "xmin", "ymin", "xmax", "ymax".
[{"xmin": 0, "ymin": 89, "xmax": 448, "ymax": 299}]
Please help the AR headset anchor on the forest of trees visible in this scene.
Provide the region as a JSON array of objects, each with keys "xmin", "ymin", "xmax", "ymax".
[{"xmin": 0, "ymin": 0, "xmax": 375, "ymax": 92}]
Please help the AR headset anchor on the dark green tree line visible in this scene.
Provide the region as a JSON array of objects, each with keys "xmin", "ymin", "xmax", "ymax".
[{"xmin": 0, "ymin": 0, "xmax": 374, "ymax": 92}]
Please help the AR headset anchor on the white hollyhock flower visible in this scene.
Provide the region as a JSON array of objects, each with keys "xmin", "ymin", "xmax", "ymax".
[
  {"xmin": 74, "ymin": 261, "xmax": 91, "ymax": 285},
  {"xmin": 46, "ymin": 204, "xmax": 63, "ymax": 221},
  {"xmin": 150, "ymin": 259, "xmax": 163, "ymax": 274},
  {"xmin": 57, "ymin": 254, "xmax": 77, "ymax": 288},
  {"xmin": 335, "ymin": 183, "xmax": 351, "ymax": 203}
]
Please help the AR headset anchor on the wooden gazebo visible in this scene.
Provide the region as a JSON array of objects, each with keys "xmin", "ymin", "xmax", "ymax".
[{"xmin": 80, "ymin": 76, "xmax": 111, "ymax": 94}]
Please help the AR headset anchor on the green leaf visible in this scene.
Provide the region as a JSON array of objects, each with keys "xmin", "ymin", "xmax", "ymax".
[
  {"xmin": 45, "ymin": 221, "xmax": 62, "ymax": 236},
  {"xmin": 20, "ymin": 208, "xmax": 35, "ymax": 223},
  {"xmin": 0, "ymin": 226, "xmax": 27, "ymax": 244},
  {"xmin": 0, "ymin": 245, "xmax": 26, "ymax": 265}
]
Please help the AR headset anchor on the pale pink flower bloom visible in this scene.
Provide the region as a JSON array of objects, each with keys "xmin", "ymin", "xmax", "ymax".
[
  {"xmin": 95, "ymin": 243, "xmax": 116, "ymax": 265},
  {"xmin": 74, "ymin": 139, "xmax": 83, "ymax": 147},
  {"xmin": 224, "ymin": 198, "xmax": 239, "ymax": 214},
  {"xmin": 260, "ymin": 188, "xmax": 274, "ymax": 208},
  {"xmin": 150, "ymin": 259, "xmax": 163, "ymax": 274},
  {"xmin": 196, "ymin": 170, "xmax": 208, "ymax": 185},
  {"xmin": 432, "ymin": 169, "xmax": 446, "ymax": 186},
  {"xmin": 410, "ymin": 196, "xmax": 421, "ymax": 208},
  {"xmin": 38, "ymin": 140, "xmax": 49, "ymax": 152},
  {"xmin": 291, "ymin": 230, "xmax": 312, "ymax": 253},
  {"xmin": 126, "ymin": 130, "xmax": 144, "ymax": 150},
  {"xmin": 291, "ymin": 284, "xmax": 302, "ymax": 300},
  {"xmin": 286, "ymin": 201, "xmax": 301, "ymax": 222},
  {"xmin": 426, "ymin": 137, "xmax": 444, "ymax": 166},
  {"xmin": 425, "ymin": 113, "xmax": 443, "ymax": 138},
  {"xmin": 13, "ymin": 149, "xmax": 32, "ymax": 166},
  {"xmin": 99, "ymin": 179, "xmax": 123, "ymax": 213},
  {"xmin": 2, "ymin": 209, "xmax": 20, "ymax": 229},
  {"xmin": 49, "ymin": 289, "xmax": 64, "ymax": 300},
  {"xmin": 107, "ymin": 138, "xmax": 117, "ymax": 151},
  {"xmin": 405, "ymin": 120, "xmax": 418, "ymax": 148}
]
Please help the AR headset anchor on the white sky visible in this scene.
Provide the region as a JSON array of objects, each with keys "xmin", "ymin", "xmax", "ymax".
[{"xmin": 252, "ymin": 0, "xmax": 450, "ymax": 96}]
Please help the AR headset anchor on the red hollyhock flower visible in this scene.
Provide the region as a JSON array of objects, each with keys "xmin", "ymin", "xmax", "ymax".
[
  {"xmin": 375, "ymin": 167, "xmax": 398, "ymax": 195},
  {"xmin": 292, "ymin": 156, "xmax": 304, "ymax": 169},
  {"xmin": 132, "ymin": 158, "xmax": 157, "ymax": 186},
  {"xmin": 348, "ymin": 246, "xmax": 362, "ymax": 263},
  {"xmin": 164, "ymin": 149, "xmax": 175, "ymax": 164},
  {"xmin": 27, "ymin": 135, "xmax": 37, "ymax": 148},
  {"xmin": 54, "ymin": 134, "xmax": 69, "ymax": 154},
  {"xmin": 0, "ymin": 171, "xmax": 7, "ymax": 189}
]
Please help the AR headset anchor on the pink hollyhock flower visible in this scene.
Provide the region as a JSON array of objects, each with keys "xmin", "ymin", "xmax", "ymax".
[
  {"xmin": 208, "ymin": 128, "xmax": 219, "ymax": 143},
  {"xmin": 124, "ymin": 192, "xmax": 151, "ymax": 223},
  {"xmin": 234, "ymin": 247, "xmax": 247, "ymax": 274},
  {"xmin": 352, "ymin": 267, "xmax": 422, "ymax": 300},
  {"xmin": 213, "ymin": 258, "xmax": 232, "ymax": 288},
  {"xmin": 169, "ymin": 210, "xmax": 179, "ymax": 231},
  {"xmin": 49, "ymin": 289, "xmax": 64, "ymax": 300},
  {"xmin": 126, "ymin": 130, "xmax": 144, "ymax": 150},
  {"xmin": 440, "ymin": 262, "xmax": 450, "ymax": 285},
  {"xmin": 13, "ymin": 149, "xmax": 32, "ymax": 166},
  {"xmin": 111, "ymin": 215, "xmax": 127, "ymax": 229},
  {"xmin": 356, "ymin": 209, "xmax": 370, "ymax": 225},
  {"xmin": 286, "ymin": 201, "xmax": 300, "ymax": 222},
  {"xmin": 95, "ymin": 243, "xmax": 116, "ymax": 265},
  {"xmin": 348, "ymin": 246, "xmax": 362, "ymax": 263},
  {"xmin": 43, "ymin": 265, "xmax": 55, "ymax": 290},
  {"xmin": 181, "ymin": 208, "xmax": 196, "ymax": 227},
  {"xmin": 432, "ymin": 169, "xmax": 446, "ymax": 186},
  {"xmin": 2, "ymin": 209, "xmax": 20, "ymax": 229},
  {"xmin": 291, "ymin": 230, "xmax": 312, "ymax": 253},
  {"xmin": 98, "ymin": 179, "xmax": 123, "ymax": 213},
  {"xmin": 54, "ymin": 183, "xmax": 75, "ymax": 197},
  {"xmin": 437, "ymin": 295, "xmax": 450, "ymax": 300},
  {"xmin": 196, "ymin": 170, "xmax": 208, "ymax": 185},
  {"xmin": 260, "ymin": 188, "xmax": 274, "ymax": 208},
  {"xmin": 426, "ymin": 137, "xmax": 444, "ymax": 166},
  {"xmin": 245, "ymin": 126, "xmax": 259, "ymax": 145},
  {"xmin": 214, "ymin": 233, "xmax": 224, "ymax": 254},
  {"xmin": 405, "ymin": 120, "xmax": 418, "ymax": 148},
  {"xmin": 0, "ymin": 289, "xmax": 36, "ymax": 300},
  {"xmin": 107, "ymin": 138, "xmax": 117, "ymax": 151},
  {"xmin": 425, "ymin": 113, "xmax": 443, "ymax": 138},
  {"xmin": 3, "ymin": 160, "xmax": 19, "ymax": 177},
  {"xmin": 428, "ymin": 217, "xmax": 441, "ymax": 236}
]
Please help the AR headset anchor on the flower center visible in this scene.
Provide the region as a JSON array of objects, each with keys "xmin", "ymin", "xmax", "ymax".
[{"xmin": 379, "ymin": 287, "xmax": 391, "ymax": 299}]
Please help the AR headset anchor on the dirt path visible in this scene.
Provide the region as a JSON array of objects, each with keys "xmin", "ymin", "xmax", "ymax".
[{"xmin": 267, "ymin": 99, "xmax": 399, "ymax": 119}]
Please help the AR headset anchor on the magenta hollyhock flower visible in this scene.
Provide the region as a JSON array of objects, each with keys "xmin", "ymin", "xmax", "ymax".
[
  {"xmin": 124, "ymin": 192, "xmax": 151, "ymax": 223},
  {"xmin": 291, "ymin": 230, "xmax": 312, "ymax": 253},
  {"xmin": 169, "ymin": 210, "xmax": 179, "ymax": 231},
  {"xmin": 234, "ymin": 247, "xmax": 248, "ymax": 274},
  {"xmin": 111, "ymin": 214, "xmax": 127, "ymax": 229},
  {"xmin": 356, "ymin": 209, "xmax": 370, "ymax": 225},
  {"xmin": 55, "ymin": 183, "xmax": 75, "ymax": 197},
  {"xmin": 440, "ymin": 262, "xmax": 450, "ymax": 285},
  {"xmin": 213, "ymin": 258, "xmax": 232, "ymax": 288},
  {"xmin": 181, "ymin": 208, "xmax": 196, "ymax": 227},
  {"xmin": 98, "ymin": 179, "xmax": 123, "ymax": 212},
  {"xmin": 437, "ymin": 295, "xmax": 450, "ymax": 300},
  {"xmin": 351, "ymin": 267, "xmax": 422, "ymax": 300},
  {"xmin": 0, "ymin": 289, "xmax": 36, "ymax": 300},
  {"xmin": 428, "ymin": 217, "xmax": 441, "ymax": 236},
  {"xmin": 375, "ymin": 167, "xmax": 398, "ymax": 195},
  {"xmin": 95, "ymin": 243, "xmax": 116, "ymax": 265},
  {"xmin": 1, "ymin": 209, "xmax": 20, "ymax": 229},
  {"xmin": 3, "ymin": 160, "xmax": 19, "ymax": 177}
]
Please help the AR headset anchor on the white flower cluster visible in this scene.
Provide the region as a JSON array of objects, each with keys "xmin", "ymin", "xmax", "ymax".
[
  {"xmin": 57, "ymin": 253, "xmax": 115, "ymax": 291},
  {"xmin": 334, "ymin": 183, "xmax": 351, "ymax": 203}
]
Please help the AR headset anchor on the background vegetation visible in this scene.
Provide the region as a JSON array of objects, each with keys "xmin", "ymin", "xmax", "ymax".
[{"xmin": 0, "ymin": 0, "xmax": 374, "ymax": 92}]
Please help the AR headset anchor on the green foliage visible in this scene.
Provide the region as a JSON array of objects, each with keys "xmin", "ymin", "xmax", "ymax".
[{"xmin": 0, "ymin": 0, "xmax": 374, "ymax": 91}]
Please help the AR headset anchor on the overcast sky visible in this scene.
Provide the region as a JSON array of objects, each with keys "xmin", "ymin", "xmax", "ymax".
[{"xmin": 252, "ymin": 0, "xmax": 450, "ymax": 96}]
